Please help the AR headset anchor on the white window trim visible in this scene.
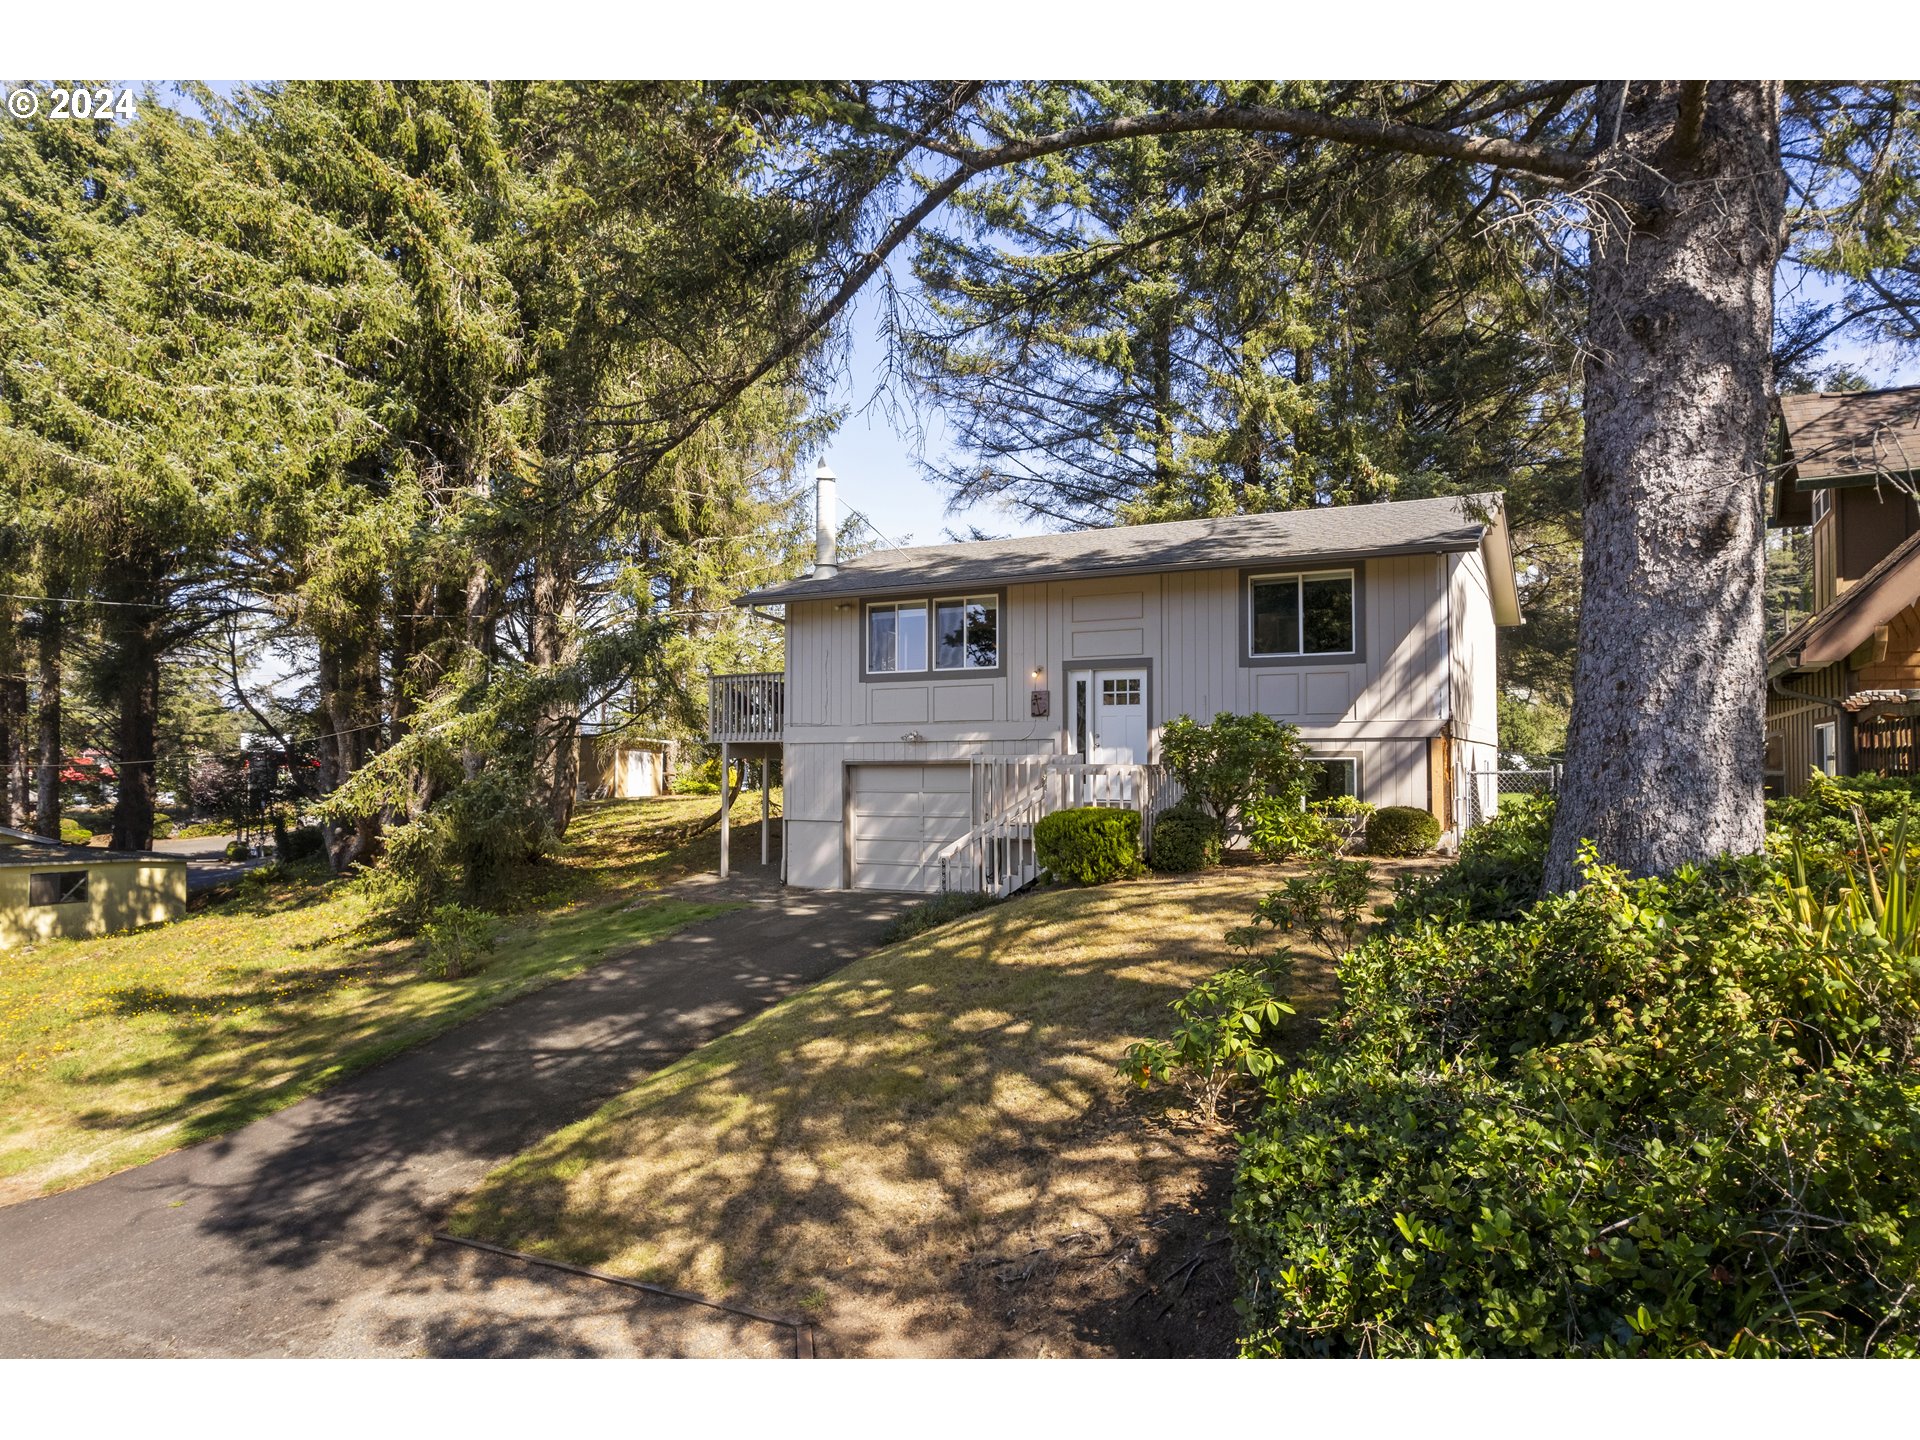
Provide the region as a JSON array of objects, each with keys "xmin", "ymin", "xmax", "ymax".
[
  {"xmin": 1813, "ymin": 721, "xmax": 1839, "ymax": 777},
  {"xmin": 931, "ymin": 594, "xmax": 1000, "ymax": 673},
  {"xmin": 1247, "ymin": 568, "xmax": 1358, "ymax": 659}
]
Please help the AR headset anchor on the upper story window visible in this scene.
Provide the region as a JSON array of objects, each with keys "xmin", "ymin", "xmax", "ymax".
[
  {"xmin": 1249, "ymin": 570, "xmax": 1355, "ymax": 657},
  {"xmin": 866, "ymin": 595, "xmax": 999, "ymax": 675}
]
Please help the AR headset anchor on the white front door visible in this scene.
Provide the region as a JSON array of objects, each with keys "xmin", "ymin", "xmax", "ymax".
[{"xmin": 1088, "ymin": 668, "xmax": 1149, "ymax": 765}]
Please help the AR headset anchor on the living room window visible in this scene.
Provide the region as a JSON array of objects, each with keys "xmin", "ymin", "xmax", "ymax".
[
  {"xmin": 1249, "ymin": 570, "xmax": 1356, "ymax": 657},
  {"xmin": 933, "ymin": 595, "xmax": 999, "ymax": 670},
  {"xmin": 866, "ymin": 601, "xmax": 928, "ymax": 674}
]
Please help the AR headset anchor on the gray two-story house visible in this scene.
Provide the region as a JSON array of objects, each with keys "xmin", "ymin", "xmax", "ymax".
[{"xmin": 709, "ymin": 477, "xmax": 1522, "ymax": 894}]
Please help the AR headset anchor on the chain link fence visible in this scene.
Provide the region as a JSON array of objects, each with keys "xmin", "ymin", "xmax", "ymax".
[{"xmin": 1466, "ymin": 762, "xmax": 1560, "ymax": 829}]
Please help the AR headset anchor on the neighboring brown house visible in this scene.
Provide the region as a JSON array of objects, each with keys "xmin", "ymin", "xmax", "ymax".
[{"xmin": 1766, "ymin": 386, "xmax": 1920, "ymax": 795}]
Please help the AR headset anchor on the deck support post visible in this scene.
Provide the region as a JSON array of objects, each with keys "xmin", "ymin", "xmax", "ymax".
[
  {"xmin": 760, "ymin": 759, "xmax": 770, "ymax": 866},
  {"xmin": 719, "ymin": 742, "xmax": 731, "ymax": 879}
]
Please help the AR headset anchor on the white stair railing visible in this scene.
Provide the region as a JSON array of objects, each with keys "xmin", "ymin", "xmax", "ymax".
[{"xmin": 938, "ymin": 756, "xmax": 1181, "ymax": 897}]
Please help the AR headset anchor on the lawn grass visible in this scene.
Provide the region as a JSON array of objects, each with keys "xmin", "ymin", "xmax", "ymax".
[
  {"xmin": 445, "ymin": 862, "xmax": 1420, "ymax": 1356},
  {"xmin": 0, "ymin": 792, "xmax": 768, "ymax": 1203}
]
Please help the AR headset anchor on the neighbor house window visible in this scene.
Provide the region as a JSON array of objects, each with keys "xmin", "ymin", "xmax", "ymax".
[
  {"xmin": 1813, "ymin": 721, "xmax": 1839, "ymax": 777},
  {"xmin": 1249, "ymin": 571, "xmax": 1355, "ymax": 657},
  {"xmin": 933, "ymin": 595, "xmax": 999, "ymax": 670},
  {"xmin": 866, "ymin": 601, "xmax": 928, "ymax": 674},
  {"xmin": 1305, "ymin": 757, "xmax": 1359, "ymax": 804},
  {"xmin": 29, "ymin": 871, "xmax": 89, "ymax": 907}
]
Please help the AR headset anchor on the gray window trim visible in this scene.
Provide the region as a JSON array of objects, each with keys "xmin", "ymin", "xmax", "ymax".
[
  {"xmin": 1239, "ymin": 564, "xmax": 1367, "ymax": 668},
  {"xmin": 859, "ymin": 588, "xmax": 1008, "ymax": 682}
]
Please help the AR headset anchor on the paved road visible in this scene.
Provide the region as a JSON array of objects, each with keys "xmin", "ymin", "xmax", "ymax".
[
  {"xmin": 144, "ymin": 832, "xmax": 265, "ymax": 895},
  {"xmin": 0, "ymin": 864, "xmax": 911, "ymax": 1356}
]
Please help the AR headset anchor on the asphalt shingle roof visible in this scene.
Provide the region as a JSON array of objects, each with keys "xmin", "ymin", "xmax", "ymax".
[
  {"xmin": 1780, "ymin": 386, "xmax": 1920, "ymax": 485},
  {"xmin": 741, "ymin": 492, "xmax": 1503, "ymax": 604}
]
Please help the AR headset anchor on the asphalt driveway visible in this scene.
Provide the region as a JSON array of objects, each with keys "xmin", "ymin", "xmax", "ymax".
[{"xmin": 0, "ymin": 865, "xmax": 911, "ymax": 1356}]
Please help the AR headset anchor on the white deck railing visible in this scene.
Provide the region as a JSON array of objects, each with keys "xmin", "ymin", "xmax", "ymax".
[
  {"xmin": 938, "ymin": 755, "xmax": 1182, "ymax": 898},
  {"xmin": 707, "ymin": 672, "xmax": 784, "ymax": 744}
]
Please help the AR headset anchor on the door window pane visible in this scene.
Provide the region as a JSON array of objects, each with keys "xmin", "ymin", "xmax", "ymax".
[
  {"xmin": 1251, "ymin": 579, "xmax": 1300, "ymax": 655},
  {"xmin": 1100, "ymin": 677, "xmax": 1141, "ymax": 706},
  {"xmin": 1302, "ymin": 575, "xmax": 1355, "ymax": 654}
]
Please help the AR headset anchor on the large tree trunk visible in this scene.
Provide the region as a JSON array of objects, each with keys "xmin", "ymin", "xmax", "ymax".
[
  {"xmin": 0, "ymin": 602, "xmax": 23, "ymax": 828},
  {"xmin": 104, "ymin": 556, "xmax": 168, "ymax": 856},
  {"xmin": 319, "ymin": 611, "xmax": 385, "ymax": 871},
  {"xmin": 34, "ymin": 603, "xmax": 63, "ymax": 840},
  {"xmin": 529, "ymin": 548, "xmax": 581, "ymax": 837},
  {"xmin": 1543, "ymin": 82, "xmax": 1786, "ymax": 890}
]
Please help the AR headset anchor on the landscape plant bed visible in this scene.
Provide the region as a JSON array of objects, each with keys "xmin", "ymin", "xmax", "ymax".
[
  {"xmin": 0, "ymin": 794, "xmax": 767, "ymax": 1203},
  {"xmin": 446, "ymin": 860, "xmax": 1429, "ymax": 1357}
]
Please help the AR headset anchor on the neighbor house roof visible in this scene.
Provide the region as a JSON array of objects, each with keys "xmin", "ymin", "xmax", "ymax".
[
  {"xmin": 0, "ymin": 825, "xmax": 64, "ymax": 848},
  {"xmin": 741, "ymin": 492, "xmax": 1522, "ymax": 622},
  {"xmin": 1769, "ymin": 528, "xmax": 1920, "ymax": 676},
  {"xmin": 1773, "ymin": 386, "xmax": 1920, "ymax": 527}
]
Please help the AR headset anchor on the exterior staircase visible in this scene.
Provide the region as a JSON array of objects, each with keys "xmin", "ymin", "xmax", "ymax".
[{"xmin": 936, "ymin": 755, "xmax": 1181, "ymax": 897}]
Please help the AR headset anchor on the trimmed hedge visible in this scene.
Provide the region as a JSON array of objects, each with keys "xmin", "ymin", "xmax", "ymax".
[
  {"xmin": 1035, "ymin": 806, "xmax": 1142, "ymax": 885},
  {"xmin": 1364, "ymin": 805, "xmax": 1440, "ymax": 857},
  {"xmin": 1148, "ymin": 804, "xmax": 1223, "ymax": 873}
]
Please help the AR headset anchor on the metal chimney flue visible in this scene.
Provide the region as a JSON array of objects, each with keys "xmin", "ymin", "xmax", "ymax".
[{"xmin": 814, "ymin": 461, "xmax": 839, "ymax": 577}]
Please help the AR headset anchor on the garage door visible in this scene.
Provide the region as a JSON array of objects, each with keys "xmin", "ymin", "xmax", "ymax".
[{"xmin": 849, "ymin": 764, "xmax": 973, "ymax": 893}]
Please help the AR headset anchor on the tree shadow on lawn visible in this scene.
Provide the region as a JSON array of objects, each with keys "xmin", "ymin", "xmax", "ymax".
[{"xmin": 442, "ymin": 875, "xmax": 1330, "ymax": 1357}]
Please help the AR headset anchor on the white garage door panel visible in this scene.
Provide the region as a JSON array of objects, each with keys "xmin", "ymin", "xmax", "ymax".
[{"xmin": 849, "ymin": 764, "xmax": 973, "ymax": 893}]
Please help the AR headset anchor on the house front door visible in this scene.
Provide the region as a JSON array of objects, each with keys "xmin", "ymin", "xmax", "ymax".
[{"xmin": 1087, "ymin": 668, "xmax": 1148, "ymax": 765}]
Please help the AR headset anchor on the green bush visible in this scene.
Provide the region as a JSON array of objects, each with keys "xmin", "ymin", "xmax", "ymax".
[
  {"xmin": 1230, "ymin": 843, "xmax": 1920, "ymax": 1357},
  {"xmin": 59, "ymin": 819, "xmax": 92, "ymax": 845},
  {"xmin": 671, "ymin": 754, "xmax": 722, "ymax": 795},
  {"xmin": 1382, "ymin": 793, "xmax": 1554, "ymax": 926},
  {"xmin": 1245, "ymin": 797, "xmax": 1337, "ymax": 862},
  {"xmin": 1147, "ymin": 804, "xmax": 1223, "ymax": 872},
  {"xmin": 1364, "ymin": 805, "xmax": 1440, "ymax": 856},
  {"xmin": 366, "ymin": 771, "xmax": 551, "ymax": 927},
  {"xmin": 420, "ymin": 903, "xmax": 500, "ymax": 980},
  {"xmin": 1160, "ymin": 712, "xmax": 1311, "ymax": 836},
  {"xmin": 882, "ymin": 889, "xmax": 1000, "ymax": 944},
  {"xmin": 223, "ymin": 838, "xmax": 254, "ymax": 861},
  {"xmin": 1034, "ymin": 806, "xmax": 1142, "ymax": 885},
  {"xmin": 1123, "ymin": 965, "xmax": 1293, "ymax": 1124},
  {"xmin": 1766, "ymin": 772, "xmax": 1920, "ymax": 864}
]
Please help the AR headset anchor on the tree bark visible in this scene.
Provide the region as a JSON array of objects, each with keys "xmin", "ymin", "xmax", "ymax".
[
  {"xmin": 529, "ymin": 547, "xmax": 581, "ymax": 837},
  {"xmin": 1543, "ymin": 82, "xmax": 1786, "ymax": 890},
  {"xmin": 0, "ymin": 602, "xmax": 23, "ymax": 828},
  {"xmin": 33, "ymin": 603, "xmax": 63, "ymax": 840},
  {"xmin": 318, "ymin": 611, "xmax": 384, "ymax": 871},
  {"xmin": 103, "ymin": 556, "xmax": 168, "ymax": 856}
]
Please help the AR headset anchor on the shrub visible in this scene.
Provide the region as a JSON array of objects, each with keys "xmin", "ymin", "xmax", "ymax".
[
  {"xmin": 1766, "ymin": 772, "xmax": 1920, "ymax": 864},
  {"xmin": 671, "ymin": 754, "xmax": 722, "ymax": 795},
  {"xmin": 1364, "ymin": 805, "xmax": 1440, "ymax": 856},
  {"xmin": 1310, "ymin": 795, "xmax": 1375, "ymax": 851},
  {"xmin": 59, "ymin": 819, "xmax": 92, "ymax": 845},
  {"xmin": 1230, "ymin": 855, "xmax": 1375, "ymax": 961},
  {"xmin": 1230, "ymin": 846, "xmax": 1920, "ymax": 1357},
  {"xmin": 366, "ymin": 771, "xmax": 551, "ymax": 927},
  {"xmin": 223, "ymin": 838, "xmax": 253, "ymax": 861},
  {"xmin": 1122, "ymin": 965, "xmax": 1294, "ymax": 1125},
  {"xmin": 420, "ymin": 903, "xmax": 499, "ymax": 980},
  {"xmin": 1034, "ymin": 806, "xmax": 1142, "ymax": 885},
  {"xmin": 882, "ymin": 889, "xmax": 1000, "ymax": 944},
  {"xmin": 1160, "ymin": 712, "xmax": 1311, "ymax": 836},
  {"xmin": 1147, "ymin": 803, "xmax": 1223, "ymax": 872},
  {"xmin": 1245, "ymin": 797, "xmax": 1338, "ymax": 863},
  {"xmin": 1382, "ymin": 793, "xmax": 1554, "ymax": 926}
]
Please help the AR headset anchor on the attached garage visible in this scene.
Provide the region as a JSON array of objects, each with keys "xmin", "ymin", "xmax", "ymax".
[{"xmin": 847, "ymin": 764, "xmax": 973, "ymax": 892}]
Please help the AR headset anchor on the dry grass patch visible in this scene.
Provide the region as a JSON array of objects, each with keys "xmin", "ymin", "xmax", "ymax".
[
  {"xmin": 447, "ymin": 860, "xmax": 1428, "ymax": 1356},
  {"xmin": 0, "ymin": 794, "xmax": 768, "ymax": 1203}
]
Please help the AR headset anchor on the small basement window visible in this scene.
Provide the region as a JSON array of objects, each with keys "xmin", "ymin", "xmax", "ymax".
[
  {"xmin": 1305, "ymin": 757, "xmax": 1359, "ymax": 804},
  {"xmin": 1249, "ymin": 571, "xmax": 1355, "ymax": 657},
  {"xmin": 29, "ymin": 871, "xmax": 89, "ymax": 907}
]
